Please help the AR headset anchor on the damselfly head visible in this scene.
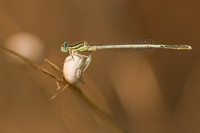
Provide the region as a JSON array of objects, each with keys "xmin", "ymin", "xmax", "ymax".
[{"xmin": 61, "ymin": 41, "xmax": 69, "ymax": 52}]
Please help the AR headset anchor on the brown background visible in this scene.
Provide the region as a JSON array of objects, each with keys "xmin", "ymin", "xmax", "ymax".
[{"xmin": 0, "ymin": 0, "xmax": 199, "ymax": 133}]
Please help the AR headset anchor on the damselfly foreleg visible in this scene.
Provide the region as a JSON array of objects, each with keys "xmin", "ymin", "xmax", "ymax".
[{"xmin": 72, "ymin": 52, "xmax": 92, "ymax": 79}]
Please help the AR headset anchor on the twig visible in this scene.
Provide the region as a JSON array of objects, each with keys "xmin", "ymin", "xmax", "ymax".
[{"xmin": 0, "ymin": 45, "xmax": 127, "ymax": 133}]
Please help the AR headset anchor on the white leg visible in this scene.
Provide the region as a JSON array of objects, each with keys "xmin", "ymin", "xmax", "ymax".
[
  {"xmin": 69, "ymin": 49, "xmax": 75, "ymax": 60},
  {"xmin": 73, "ymin": 52, "xmax": 92, "ymax": 73},
  {"xmin": 75, "ymin": 54, "xmax": 85, "ymax": 69},
  {"xmin": 56, "ymin": 81, "xmax": 61, "ymax": 90},
  {"xmin": 49, "ymin": 84, "xmax": 69, "ymax": 100},
  {"xmin": 72, "ymin": 52, "xmax": 92, "ymax": 79},
  {"xmin": 83, "ymin": 53, "xmax": 92, "ymax": 72}
]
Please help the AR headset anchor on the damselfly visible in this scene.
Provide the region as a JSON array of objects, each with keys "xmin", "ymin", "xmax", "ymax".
[
  {"xmin": 61, "ymin": 40, "xmax": 191, "ymax": 53},
  {"xmin": 48, "ymin": 39, "xmax": 192, "ymax": 99},
  {"xmin": 0, "ymin": 39, "xmax": 193, "ymax": 100},
  {"xmin": 61, "ymin": 39, "xmax": 191, "ymax": 82}
]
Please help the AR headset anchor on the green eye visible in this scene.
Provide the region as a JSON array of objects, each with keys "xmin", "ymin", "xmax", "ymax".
[
  {"xmin": 61, "ymin": 46, "xmax": 68, "ymax": 52},
  {"xmin": 61, "ymin": 42, "xmax": 69, "ymax": 52},
  {"xmin": 63, "ymin": 42, "xmax": 69, "ymax": 47}
]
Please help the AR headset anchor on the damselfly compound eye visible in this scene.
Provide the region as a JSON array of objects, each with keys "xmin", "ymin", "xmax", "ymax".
[
  {"xmin": 61, "ymin": 47, "xmax": 67, "ymax": 52},
  {"xmin": 63, "ymin": 42, "xmax": 69, "ymax": 47},
  {"xmin": 61, "ymin": 42, "xmax": 69, "ymax": 52}
]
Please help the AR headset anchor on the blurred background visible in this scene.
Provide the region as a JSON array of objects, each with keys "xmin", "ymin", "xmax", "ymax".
[{"xmin": 0, "ymin": 0, "xmax": 199, "ymax": 133}]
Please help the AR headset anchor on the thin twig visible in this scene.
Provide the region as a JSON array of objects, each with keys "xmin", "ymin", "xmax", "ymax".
[
  {"xmin": 49, "ymin": 84, "xmax": 69, "ymax": 100},
  {"xmin": 0, "ymin": 45, "xmax": 127, "ymax": 133},
  {"xmin": 45, "ymin": 59, "xmax": 63, "ymax": 77},
  {"xmin": 0, "ymin": 46, "xmax": 65, "ymax": 84},
  {"xmin": 69, "ymin": 85, "xmax": 128, "ymax": 133}
]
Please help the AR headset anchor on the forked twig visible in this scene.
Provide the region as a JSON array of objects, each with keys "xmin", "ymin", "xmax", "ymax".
[
  {"xmin": 49, "ymin": 84, "xmax": 69, "ymax": 100},
  {"xmin": 0, "ymin": 46, "xmax": 65, "ymax": 84},
  {"xmin": 45, "ymin": 59, "xmax": 63, "ymax": 77},
  {"xmin": 0, "ymin": 45, "xmax": 127, "ymax": 133}
]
